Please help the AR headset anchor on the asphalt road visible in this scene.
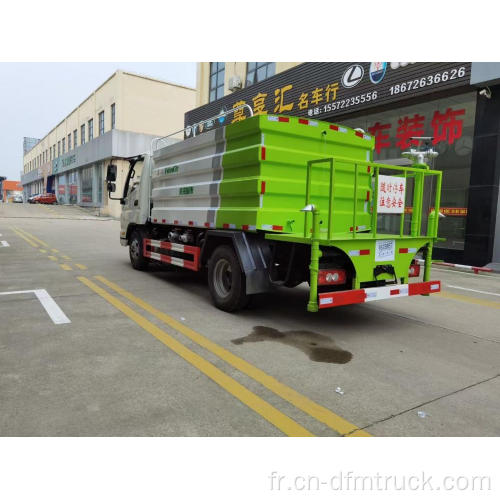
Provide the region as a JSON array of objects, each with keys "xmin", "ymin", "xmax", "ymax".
[{"xmin": 1, "ymin": 202, "xmax": 499, "ymax": 436}]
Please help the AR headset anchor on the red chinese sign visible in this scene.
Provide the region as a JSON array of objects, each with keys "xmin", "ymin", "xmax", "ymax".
[{"xmin": 369, "ymin": 106, "xmax": 466, "ymax": 154}]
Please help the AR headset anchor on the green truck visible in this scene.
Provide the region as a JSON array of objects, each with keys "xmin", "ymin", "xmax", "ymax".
[{"xmin": 107, "ymin": 110, "xmax": 442, "ymax": 312}]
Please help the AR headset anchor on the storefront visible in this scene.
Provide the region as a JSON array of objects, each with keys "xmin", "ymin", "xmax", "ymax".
[{"xmin": 185, "ymin": 62, "xmax": 500, "ymax": 266}]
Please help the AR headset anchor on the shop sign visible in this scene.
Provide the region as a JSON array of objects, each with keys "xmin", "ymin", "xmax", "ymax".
[
  {"xmin": 368, "ymin": 105, "xmax": 466, "ymax": 153},
  {"xmin": 53, "ymin": 154, "xmax": 76, "ymax": 174},
  {"xmin": 58, "ymin": 185, "xmax": 65, "ymax": 195},
  {"xmin": 185, "ymin": 62, "xmax": 472, "ymax": 132}
]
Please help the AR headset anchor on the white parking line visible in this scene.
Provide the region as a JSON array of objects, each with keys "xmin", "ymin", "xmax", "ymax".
[
  {"xmin": 446, "ymin": 284, "xmax": 500, "ymax": 298},
  {"xmin": 0, "ymin": 289, "xmax": 70, "ymax": 324},
  {"xmin": 1, "ymin": 241, "xmax": 9, "ymax": 247}
]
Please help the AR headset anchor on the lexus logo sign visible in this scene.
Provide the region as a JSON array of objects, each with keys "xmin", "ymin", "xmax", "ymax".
[{"xmin": 342, "ymin": 64, "xmax": 364, "ymax": 88}]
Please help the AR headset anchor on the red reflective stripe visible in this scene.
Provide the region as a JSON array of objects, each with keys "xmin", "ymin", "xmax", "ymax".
[
  {"xmin": 399, "ymin": 248, "xmax": 409, "ymax": 253},
  {"xmin": 359, "ymin": 249, "xmax": 370, "ymax": 255},
  {"xmin": 329, "ymin": 124, "xmax": 339, "ymax": 131},
  {"xmin": 272, "ymin": 225, "xmax": 283, "ymax": 231},
  {"xmin": 261, "ymin": 146, "xmax": 266, "ymax": 160},
  {"xmin": 355, "ymin": 131, "xmax": 364, "ymax": 138},
  {"xmin": 408, "ymin": 281, "xmax": 440, "ymax": 295},
  {"xmin": 278, "ymin": 116, "xmax": 289, "ymax": 122},
  {"xmin": 366, "ymin": 190, "xmax": 370, "ymax": 201},
  {"xmin": 223, "ymin": 223, "xmax": 230, "ymax": 229},
  {"xmin": 261, "ymin": 181, "xmax": 266, "ymax": 194},
  {"xmin": 299, "ymin": 118, "xmax": 309, "ymax": 125},
  {"xmin": 204, "ymin": 222, "xmax": 210, "ymax": 227},
  {"xmin": 174, "ymin": 220, "xmax": 179, "ymax": 225},
  {"xmin": 367, "ymin": 165, "xmax": 371, "ymax": 173},
  {"xmin": 242, "ymin": 225, "xmax": 249, "ymax": 230},
  {"xmin": 162, "ymin": 219, "xmax": 166, "ymax": 223},
  {"xmin": 153, "ymin": 218, "xmax": 157, "ymax": 222},
  {"xmin": 188, "ymin": 221, "xmax": 194, "ymax": 226},
  {"xmin": 390, "ymin": 289, "xmax": 400, "ymax": 296},
  {"xmin": 319, "ymin": 289, "xmax": 366, "ymax": 308}
]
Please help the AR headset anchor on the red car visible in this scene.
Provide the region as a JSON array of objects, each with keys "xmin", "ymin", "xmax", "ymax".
[{"xmin": 36, "ymin": 193, "xmax": 57, "ymax": 204}]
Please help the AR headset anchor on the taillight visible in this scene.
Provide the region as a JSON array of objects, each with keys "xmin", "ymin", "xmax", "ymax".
[
  {"xmin": 318, "ymin": 269, "xmax": 347, "ymax": 286},
  {"xmin": 409, "ymin": 263, "xmax": 421, "ymax": 277}
]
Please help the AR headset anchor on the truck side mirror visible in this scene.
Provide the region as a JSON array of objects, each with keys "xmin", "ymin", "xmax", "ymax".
[
  {"xmin": 107, "ymin": 182, "xmax": 116, "ymax": 193},
  {"xmin": 106, "ymin": 164, "xmax": 117, "ymax": 182}
]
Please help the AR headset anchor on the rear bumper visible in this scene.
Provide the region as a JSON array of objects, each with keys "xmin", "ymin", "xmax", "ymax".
[{"xmin": 318, "ymin": 280, "xmax": 441, "ymax": 309}]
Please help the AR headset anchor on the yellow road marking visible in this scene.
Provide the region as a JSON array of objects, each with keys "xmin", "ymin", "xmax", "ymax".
[
  {"xmin": 11, "ymin": 228, "xmax": 39, "ymax": 248},
  {"xmin": 437, "ymin": 291, "xmax": 500, "ymax": 310},
  {"xmin": 51, "ymin": 249, "xmax": 59, "ymax": 253},
  {"xmin": 60, "ymin": 264, "xmax": 72, "ymax": 271},
  {"xmin": 75, "ymin": 263, "xmax": 87, "ymax": 270},
  {"xmin": 78, "ymin": 276, "xmax": 313, "ymax": 437},
  {"xmin": 62, "ymin": 255, "xmax": 71, "ymax": 260},
  {"xmin": 39, "ymin": 249, "xmax": 47, "ymax": 253},
  {"xmin": 48, "ymin": 255, "xmax": 58, "ymax": 261},
  {"xmin": 95, "ymin": 275, "xmax": 370, "ymax": 437},
  {"xmin": 14, "ymin": 227, "xmax": 49, "ymax": 247}
]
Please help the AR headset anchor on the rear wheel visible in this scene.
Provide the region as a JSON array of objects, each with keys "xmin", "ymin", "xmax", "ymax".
[
  {"xmin": 208, "ymin": 245, "xmax": 249, "ymax": 312},
  {"xmin": 129, "ymin": 230, "xmax": 149, "ymax": 271}
]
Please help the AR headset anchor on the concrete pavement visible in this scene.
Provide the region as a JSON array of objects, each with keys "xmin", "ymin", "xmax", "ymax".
[{"xmin": 1, "ymin": 203, "xmax": 499, "ymax": 436}]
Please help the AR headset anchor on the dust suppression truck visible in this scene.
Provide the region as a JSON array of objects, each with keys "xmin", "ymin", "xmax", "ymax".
[{"xmin": 106, "ymin": 107, "xmax": 442, "ymax": 312}]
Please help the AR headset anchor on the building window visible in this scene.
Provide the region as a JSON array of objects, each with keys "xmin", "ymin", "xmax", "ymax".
[
  {"xmin": 50, "ymin": 147, "xmax": 52, "ymax": 161},
  {"xmin": 68, "ymin": 133, "xmax": 71, "ymax": 151},
  {"xmin": 58, "ymin": 141, "xmax": 61, "ymax": 157},
  {"xmin": 81, "ymin": 124, "xmax": 86, "ymax": 145},
  {"xmin": 62, "ymin": 137, "xmax": 66, "ymax": 154},
  {"xmin": 111, "ymin": 103, "xmax": 115, "ymax": 129},
  {"xmin": 98, "ymin": 111, "xmax": 105, "ymax": 136},
  {"xmin": 53, "ymin": 144, "xmax": 56, "ymax": 159},
  {"xmin": 73, "ymin": 130, "xmax": 77, "ymax": 149},
  {"xmin": 246, "ymin": 62, "xmax": 275, "ymax": 87},
  {"xmin": 88, "ymin": 119, "xmax": 93, "ymax": 141},
  {"xmin": 209, "ymin": 62, "xmax": 225, "ymax": 102}
]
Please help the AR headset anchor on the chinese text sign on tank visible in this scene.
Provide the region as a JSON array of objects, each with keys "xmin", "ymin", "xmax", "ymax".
[{"xmin": 377, "ymin": 175, "xmax": 406, "ymax": 214}]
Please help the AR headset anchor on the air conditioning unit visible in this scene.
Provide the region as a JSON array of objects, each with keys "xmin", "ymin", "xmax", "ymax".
[{"xmin": 228, "ymin": 75, "xmax": 242, "ymax": 92}]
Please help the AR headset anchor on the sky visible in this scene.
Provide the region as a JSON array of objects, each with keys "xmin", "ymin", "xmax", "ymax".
[{"xmin": 0, "ymin": 62, "xmax": 197, "ymax": 181}]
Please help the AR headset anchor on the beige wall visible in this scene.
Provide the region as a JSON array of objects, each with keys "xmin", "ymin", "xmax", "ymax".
[
  {"xmin": 23, "ymin": 70, "xmax": 196, "ymax": 174},
  {"xmin": 195, "ymin": 62, "xmax": 301, "ymax": 107}
]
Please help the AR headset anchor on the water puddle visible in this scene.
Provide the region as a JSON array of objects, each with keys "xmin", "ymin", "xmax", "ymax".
[{"xmin": 232, "ymin": 326, "xmax": 352, "ymax": 364}]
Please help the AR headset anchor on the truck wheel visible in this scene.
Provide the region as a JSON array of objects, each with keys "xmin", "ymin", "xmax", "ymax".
[
  {"xmin": 208, "ymin": 245, "xmax": 249, "ymax": 312},
  {"xmin": 129, "ymin": 230, "xmax": 149, "ymax": 271}
]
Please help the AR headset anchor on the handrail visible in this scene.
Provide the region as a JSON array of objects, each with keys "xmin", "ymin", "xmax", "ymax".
[
  {"xmin": 304, "ymin": 155, "xmax": 442, "ymax": 241},
  {"xmin": 150, "ymin": 103, "xmax": 254, "ymax": 153}
]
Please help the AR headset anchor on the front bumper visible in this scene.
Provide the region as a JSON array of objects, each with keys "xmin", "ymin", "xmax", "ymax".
[{"xmin": 318, "ymin": 280, "xmax": 441, "ymax": 309}]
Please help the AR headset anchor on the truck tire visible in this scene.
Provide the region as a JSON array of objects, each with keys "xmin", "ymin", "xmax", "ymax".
[
  {"xmin": 129, "ymin": 230, "xmax": 149, "ymax": 271},
  {"xmin": 208, "ymin": 245, "xmax": 249, "ymax": 312}
]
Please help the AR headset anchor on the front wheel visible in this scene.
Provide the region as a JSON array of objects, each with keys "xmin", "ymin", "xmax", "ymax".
[
  {"xmin": 129, "ymin": 230, "xmax": 149, "ymax": 271},
  {"xmin": 208, "ymin": 245, "xmax": 249, "ymax": 312}
]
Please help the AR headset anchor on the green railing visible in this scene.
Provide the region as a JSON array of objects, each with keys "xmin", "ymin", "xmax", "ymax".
[{"xmin": 304, "ymin": 156, "xmax": 442, "ymax": 240}]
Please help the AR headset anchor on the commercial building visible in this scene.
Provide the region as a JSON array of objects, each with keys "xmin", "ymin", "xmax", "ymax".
[
  {"xmin": 22, "ymin": 70, "xmax": 196, "ymax": 217},
  {"xmin": 187, "ymin": 62, "xmax": 500, "ymax": 267}
]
